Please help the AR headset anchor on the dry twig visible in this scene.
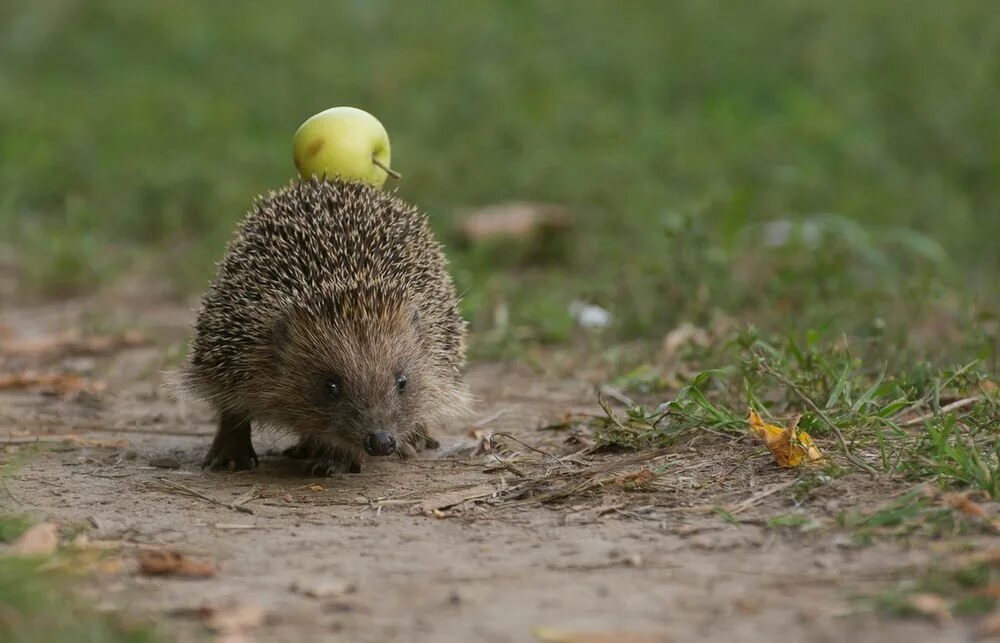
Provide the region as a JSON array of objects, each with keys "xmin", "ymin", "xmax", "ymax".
[{"xmin": 147, "ymin": 478, "xmax": 256, "ymax": 514}]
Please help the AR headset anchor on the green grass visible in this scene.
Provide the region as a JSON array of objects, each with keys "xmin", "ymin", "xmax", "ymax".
[
  {"xmin": 0, "ymin": 548, "xmax": 158, "ymax": 643},
  {"xmin": 1, "ymin": 1, "xmax": 998, "ymax": 342},
  {"xmin": 1, "ymin": 473, "xmax": 158, "ymax": 643},
  {"xmin": 868, "ymin": 555, "xmax": 998, "ymax": 619}
]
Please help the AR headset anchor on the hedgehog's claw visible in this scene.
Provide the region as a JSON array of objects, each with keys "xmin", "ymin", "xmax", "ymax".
[
  {"xmin": 403, "ymin": 428, "xmax": 440, "ymax": 453},
  {"xmin": 201, "ymin": 443, "xmax": 259, "ymax": 471},
  {"xmin": 293, "ymin": 443, "xmax": 362, "ymax": 476}
]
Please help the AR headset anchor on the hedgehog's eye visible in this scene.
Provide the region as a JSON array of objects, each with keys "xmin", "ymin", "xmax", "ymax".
[
  {"xmin": 325, "ymin": 377, "xmax": 343, "ymax": 399},
  {"xmin": 395, "ymin": 374, "xmax": 407, "ymax": 393}
]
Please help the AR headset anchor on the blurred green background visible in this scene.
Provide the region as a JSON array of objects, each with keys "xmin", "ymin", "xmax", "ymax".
[{"xmin": 1, "ymin": 1, "xmax": 997, "ymax": 345}]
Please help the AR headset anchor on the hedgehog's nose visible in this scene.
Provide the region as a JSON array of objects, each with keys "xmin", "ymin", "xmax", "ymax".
[{"xmin": 364, "ymin": 431, "xmax": 396, "ymax": 456}]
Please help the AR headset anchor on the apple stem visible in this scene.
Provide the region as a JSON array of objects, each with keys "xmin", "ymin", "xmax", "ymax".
[{"xmin": 372, "ymin": 157, "xmax": 401, "ymax": 180}]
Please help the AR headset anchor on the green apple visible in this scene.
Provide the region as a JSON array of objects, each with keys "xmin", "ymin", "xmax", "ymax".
[{"xmin": 292, "ymin": 106, "xmax": 399, "ymax": 187}]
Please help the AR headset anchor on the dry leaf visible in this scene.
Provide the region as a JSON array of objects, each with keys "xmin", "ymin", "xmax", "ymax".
[
  {"xmin": 907, "ymin": 593, "xmax": 951, "ymax": 623},
  {"xmin": 0, "ymin": 371, "xmax": 103, "ymax": 394},
  {"xmin": 747, "ymin": 409, "xmax": 823, "ymax": 468},
  {"xmin": 200, "ymin": 602, "xmax": 266, "ymax": 634},
  {"xmin": 64, "ymin": 435, "xmax": 128, "ymax": 449},
  {"xmin": 972, "ymin": 584, "xmax": 1000, "ymax": 599},
  {"xmin": 959, "ymin": 548, "xmax": 1000, "ymax": 567},
  {"xmin": 137, "ymin": 549, "xmax": 216, "ymax": 578},
  {"xmin": 308, "ymin": 484, "xmax": 324, "ymax": 492},
  {"xmin": 609, "ymin": 469, "xmax": 656, "ymax": 491},
  {"xmin": 6, "ymin": 522, "xmax": 59, "ymax": 556},
  {"xmin": 458, "ymin": 202, "xmax": 571, "ymax": 243},
  {"xmin": 0, "ymin": 329, "xmax": 147, "ymax": 357},
  {"xmin": 944, "ymin": 493, "xmax": 988, "ymax": 518},
  {"xmin": 290, "ymin": 578, "xmax": 357, "ymax": 598},
  {"xmin": 660, "ymin": 323, "xmax": 710, "ymax": 364},
  {"xmin": 533, "ymin": 626, "xmax": 669, "ymax": 643}
]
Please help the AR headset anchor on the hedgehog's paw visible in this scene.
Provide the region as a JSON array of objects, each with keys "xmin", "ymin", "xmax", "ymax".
[
  {"xmin": 202, "ymin": 413, "xmax": 258, "ymax": 471},
  {"xmin": 201, "ymin": 435, "xmax": 259, "ymax": 471},
  {"xmin": 402, "ymin": 427, "xmax": 440, "ymax": 455},
  {"xmin": 304, "ymin": 445, "xmax": 362, "ymax": 476}
]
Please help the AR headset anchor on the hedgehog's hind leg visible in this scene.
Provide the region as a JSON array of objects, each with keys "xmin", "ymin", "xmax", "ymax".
[{"xmin": 202, "ymin": 412, "xmax": 258, "ymax": 471}]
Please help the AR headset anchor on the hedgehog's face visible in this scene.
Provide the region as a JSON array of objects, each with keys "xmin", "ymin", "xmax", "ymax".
[{"xmin": 263, "ymin": 294, "xmax": 444, "ymax": 456}]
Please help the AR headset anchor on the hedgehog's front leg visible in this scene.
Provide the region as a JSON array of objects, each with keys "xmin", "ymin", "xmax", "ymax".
[
  {"xmin": 282, "ymin": 440, "xmax": 362, "ymax": 475},
  {"xmin": 202, "ymin": 412, "xmax": 258, "ymax": 471},
  {"xmin": 398, "ymin": 425, "xmax": 440, "ymax": 459}
]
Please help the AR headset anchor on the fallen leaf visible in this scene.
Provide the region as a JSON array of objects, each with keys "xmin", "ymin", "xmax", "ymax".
[
  {"xmin": 533, "ymin": 626, "xmax": 669, "ymax": 643},
  {"xmin": 972, "ymin": 584, "xmax": 1000, "ymax": 599},
  {"xmin": 907, "ymin": 593, "xmax": 951, "ymax": 623},
  {"xmin": 609, "ymin": 468, "xmax": 656, "ymax": 491},
  {"xmin": 660, "ymin": 323, "xmax": 711, "ymax": 364},
  {"xmin": 5, "ymin": 522, "xmax": 59, "ymax": 556},
  {"xmin": 944, "ymin": 493, "xmax": 988, "ymax": 518},
  {"xmin": 200, "ymin": 602, "xmax": 266, "ymax": 634},
  {"xmin": 290, "ymin": 578, "xmax": 357, "ymax": 598},
  {"xmin": 137, "ymin": 549, "xmax": 216, "ymax": 578},
  {"xmin": 308, "ymin": 484, "xmax": 324, "ymax": 492},
  {"xmin": 958, "ymin": 548, "xmax": 1000, "ymax": 567},
  {"xmin": 0, "ymin": 371, "xmax": 103, "ymax": 394},
  {"xmin": 458, "ymin": 202, "xmax": 571, "ymax": 243},
  {"xmin": 0, "ymin": 329, "xmax": 147, "ymax": 357},
  {"xmin": 747, "ymin": 409, "xmax": 823, "ymax": 468}
]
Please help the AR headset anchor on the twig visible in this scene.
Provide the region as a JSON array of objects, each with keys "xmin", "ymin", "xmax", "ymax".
[
  {"xmin": 371, "ymin": 157, "xmax": 401, "ymax": 179},
  {"xmin": 598, "ymin": 386, "xmax": 636, "ymax": 408},
  {"xmin": 489, "ymin": 432, "xmax": 567, "ymax": 469},
  {"xmin": 149, "ymin": 477, "xmax": 255, "ymax": 514},
  {"xmin": 889, "ymin": 361, "xmax": 979, "ymax": 423},
  {"xmin": 900, "ymin": 396, "xmax": 983, "ymax": 427},
  {"xmin": 726, "ymin": 478, "xmax": 798, "ymax": 515},
  {"xmin": 1, "ymin": 478, "xmax": 21, "ymax": 506},
  {"xmin": 486, "ymin": 455, "xmax": 526, "ymax": 478},
  {"xmin": 757, "ymin": 361, "xmax": 879, "ymax": 476}
]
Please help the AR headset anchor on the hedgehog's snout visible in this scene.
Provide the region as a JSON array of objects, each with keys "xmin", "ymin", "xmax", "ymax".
[{"xmin": 364, "ymin": 431, "xmax": 396, "ymax": 456}]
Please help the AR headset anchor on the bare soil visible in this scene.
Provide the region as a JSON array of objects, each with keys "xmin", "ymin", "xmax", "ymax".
[{"xmin": 0, "ymin": 293, "xmax": 990, "ymax": 642}]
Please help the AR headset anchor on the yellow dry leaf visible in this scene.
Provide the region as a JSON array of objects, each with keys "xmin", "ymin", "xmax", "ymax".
[{"xmin": 747, "ymin": 409, "xmax": 823, "ymax": 468}]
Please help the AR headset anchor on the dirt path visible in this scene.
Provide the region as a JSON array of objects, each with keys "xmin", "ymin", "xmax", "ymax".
[{"xmin": 0, "ymin": 295, "xmax": 987, "ymax": 642}]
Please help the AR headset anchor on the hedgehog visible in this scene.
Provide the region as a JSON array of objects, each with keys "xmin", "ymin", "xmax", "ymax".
[{"xmin": 184, "ymin": 178, "xmax": 470, "ymax": 475}]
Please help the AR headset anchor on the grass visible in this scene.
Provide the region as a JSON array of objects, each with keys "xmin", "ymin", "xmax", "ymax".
[
  {"xmin": 1, "ymin": 2, "xmax": 997, "ymax": 338},
  {"xmin": 869, "ymin": 554, "xmax": 998, "ymax": 619},
  {"xmin": 0, "ymin": 542, "xmax": 158, "ymax": 643},
  {"xmin": 1, "ymin": 464, "xmax": 158, "ymax": 643}
]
